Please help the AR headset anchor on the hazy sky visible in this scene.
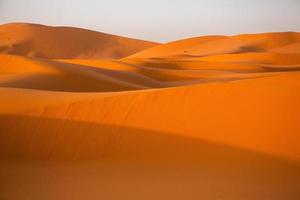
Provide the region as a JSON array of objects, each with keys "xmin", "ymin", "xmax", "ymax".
[{"xmin": 0, "ymin": 0, "xmax": 299, "ymax": 42}]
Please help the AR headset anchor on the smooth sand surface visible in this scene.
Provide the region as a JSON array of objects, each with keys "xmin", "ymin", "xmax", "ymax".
[
  {"xmin": 1, "ymin": 24, "xmax": 300, "ymax": 199},
  {"xmin": 0, "ymin": 23, "xmax": 158, "ymax": 59}
]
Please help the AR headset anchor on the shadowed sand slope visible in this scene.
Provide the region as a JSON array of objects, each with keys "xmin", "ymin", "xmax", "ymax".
[
  {"xmin": 1, "ymin": 116, "xmax": 300, "ymax": 200},
  {"xmin": 0, "ymin": 54, "xmax": 162, "ymax": 91},
  {"xmin": 1, "ymin": 30, "xmax": 300, "ymax": 200},
  {"xmin": 0, "ymin": 54, "xmax": 275, "ymax": 92},
  {"xmin": 0, "ymin": 23, "xmax": 158, "ymax": 59}
]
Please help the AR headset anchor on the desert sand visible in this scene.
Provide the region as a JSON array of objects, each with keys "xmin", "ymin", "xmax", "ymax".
[{"xmin": 0, "ymin": 23, "xmax": 300, "ymax": 200}]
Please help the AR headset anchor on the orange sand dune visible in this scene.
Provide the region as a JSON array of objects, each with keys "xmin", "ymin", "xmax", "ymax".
[
  {"xmin": 1, "ymin": 72, "xmax": 300, "ymax": 161},
  {"xmin": 1, "ymin": 29, "xmax": 300, "ymax": 200},
  {"xmin": 127, "ymin": 32, "xmax": 300, "ymax": 59},
  {"xmin": 0, "ymin": 23, "xmax": 158, "ymax": 59},
  {"xmin": 0, "ymin": 54, "xmax": 165, "ymax": 91}
]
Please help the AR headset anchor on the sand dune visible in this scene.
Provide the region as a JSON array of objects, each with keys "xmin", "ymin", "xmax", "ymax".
[
  {"xmin": 127, "ymin": 32, "xmax": 300, "ymax": 59},
  {"xmin": 0, "ymin": 54, "xmax": 161, "ymax": 91},
  {"xmin": 1, "ymin": 28, "xmax": 300, "ymax": 200},
  {"xmin": 0, "ymin": 23, "xmax": 158, "ymax": 59},
  {"xmin": 1, "ymin": 72, "xmax": 300, "ymax": 161}
]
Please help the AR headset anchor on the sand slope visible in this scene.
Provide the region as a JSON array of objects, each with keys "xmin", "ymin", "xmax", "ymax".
[
  {"xmin": 127, "ymin": 32, "xmax": 300, "ymax": 58},
  {"xmin": 1, "ymin": 30, "xmax": 300, "ymax": 200},
  {"xmin": 0, "ymin": 23, "xmax": 158, "ymax": 59}
]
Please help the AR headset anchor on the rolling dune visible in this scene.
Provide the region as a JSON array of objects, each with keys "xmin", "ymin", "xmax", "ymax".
[
  {"xmin": 1, "ymin": 26, "xmax": 300, "ymax": 200},
  {"xmin": 127, "ymin": 32, "xmax": 300, "ymax": 59},
  {"xmin": 0, "ymin": 23, "xmax": 158, "ymax": 59}
]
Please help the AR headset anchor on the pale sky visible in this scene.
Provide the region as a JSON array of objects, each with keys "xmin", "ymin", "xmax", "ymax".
[{"xmin": 0, "ymin": 0, "xmax": 299, "ymax": 42}]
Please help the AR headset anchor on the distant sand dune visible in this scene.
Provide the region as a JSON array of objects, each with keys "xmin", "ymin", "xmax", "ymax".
[
  {"xmin": 127, "ymin": 32, "xmax": 300, "ymax": 59},
  {"xmin": 0, "ymin": 24, "xmax": 300, "ymax": 200},
  {"xmin": 0, "ymin": 23, "xmax": 158, "ymax": 59}
]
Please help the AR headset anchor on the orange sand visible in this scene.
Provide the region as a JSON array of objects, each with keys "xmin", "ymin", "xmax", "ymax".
[
  {"xmin": 0, "ymin": 23, "xmax": 158, "ymax": 59},
  {"xmin": 0, "ymin": 24, "xmax": 300, "ymax": 200}
]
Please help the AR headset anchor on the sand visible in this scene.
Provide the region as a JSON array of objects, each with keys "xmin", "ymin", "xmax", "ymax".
[
  {"xmin": 0, "ymin": 23, "xmax": 158, "ymax": 59},
  {"xmin": 0, "ymin": 23, "xmax": 300, "ymax": 200}
]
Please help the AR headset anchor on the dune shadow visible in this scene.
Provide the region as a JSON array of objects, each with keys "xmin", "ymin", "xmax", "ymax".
[
  {"xmin": 1, "ymin": 114, "xmax": 300, "ymax": 199},
  {"xmin": 0, "ymin": 73, "xmax": 143, "ymax": 92},
  {"xmin": 0, "ymin": 114, "xmax": 299, "ymax": 167},
  {"xmin": 262, "ymin": 66, "xmax": 300, "ymax": 72},
  {"xmin": 231, "ymin": 46, "xmax": 266, "ymax": 54}
]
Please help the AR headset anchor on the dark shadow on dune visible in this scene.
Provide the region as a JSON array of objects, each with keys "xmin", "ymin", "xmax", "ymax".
[
  {"xmin": 232, "ymin": 46, "xmax": 266, "ymax": 54},
  {"xmin": 0, "ymin": 74, "xmax": 142, "ymax": 92},
  {"xmin": 0, "ymin": 114, "xmax": 299, "ymax": 166},
  {"xmin": 262, "ymin": 66, "xmax": 300, "ymax": 72},
  {"xmin": 45, "ymin": 59, "xmax": 162, "ymax": 88}
]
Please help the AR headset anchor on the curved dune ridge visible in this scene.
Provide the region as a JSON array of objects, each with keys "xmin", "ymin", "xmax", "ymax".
[
  {"xmin": 127, "ymin": 32, "xmax": 300, "ymax": 58},
  {"xmin": 0, "ymin": 23, "xmax": 159, "ymax": 59},
  {"xmin": 0, "ymin": 24, "xmax": 300, "ymax": 200}
]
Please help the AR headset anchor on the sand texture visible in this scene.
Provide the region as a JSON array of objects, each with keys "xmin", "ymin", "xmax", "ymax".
[{"xmin": 1, "ymin": 23, "xmax": 300, "ymax": 200}]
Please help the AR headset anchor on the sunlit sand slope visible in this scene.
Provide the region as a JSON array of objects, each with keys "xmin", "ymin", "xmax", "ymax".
[
  {"xmin": 0, "ymin": 23, "xmax": 158, "ymax": 59},
  {"xmin": 127, "ymin": 32, "xmax": 300, "ymax": 58},
  {"xmin": 1, "ymin": 72, "xmax": 300, "ymax": 161}
]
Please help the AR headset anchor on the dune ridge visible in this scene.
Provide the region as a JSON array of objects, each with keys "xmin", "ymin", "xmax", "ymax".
[
  {"xmin": 1, "ymin": 24, "xmax": 300, "ymax": 200},
  {"xmin": 0, "ymin": 23, "xmax": 159, "ymax": 59}
]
